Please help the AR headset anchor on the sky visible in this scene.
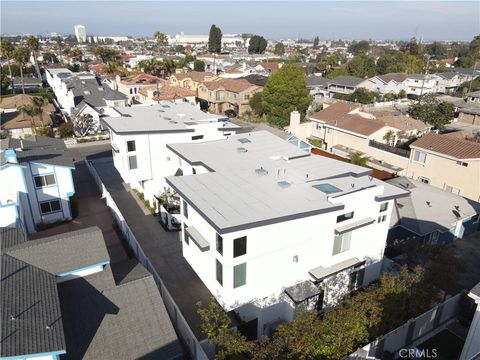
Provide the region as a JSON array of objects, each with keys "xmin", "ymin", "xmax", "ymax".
[{"xmin": 1, "ymin": 1, "xmax": 479, "ymax": 41}]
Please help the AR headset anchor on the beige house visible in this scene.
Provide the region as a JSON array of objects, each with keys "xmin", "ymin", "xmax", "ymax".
[
  {"xmin": 197, "ymin": 78, "xmax": 262, "ymax": 116},
  {"xmin": 406, "ymin": 133, "xmax": 480, "ymax": 202},
  {"xmin": 169, "ymin": 71, "xmax": 216, "ymax": 96},
  {"xmin": 115, "ymin": 73, "xmax": 162, "ymax": 103}
]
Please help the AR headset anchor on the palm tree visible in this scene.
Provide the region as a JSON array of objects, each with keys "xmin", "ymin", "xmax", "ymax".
[
  {"xmin": 1, "ymin": 40, "xmax": 15, "ymax": 94},
  {"xmin": 104, "ymin": 60, "xmax": 119, "ymax": 75},
  {"xmin": 32, "ymin": 96, "xmax": 49, "ymax": 127},
  {"xmin": 350, "ymin": 152, "xmax": 370, "ymax": 167},
  {"xmin": 153, "ymin": 31, "xmax": 168, "ymax": 58},
  {"xmin": 12, "ymin": 47, "xmax": 29, "ymax": 95},
  {"xmin": 26, "ymin": 35, "xmax": 42, "ymax": 79},
  {"xmin": 18, "ymin": 104, "xmax": 39, "ymax": 133}
]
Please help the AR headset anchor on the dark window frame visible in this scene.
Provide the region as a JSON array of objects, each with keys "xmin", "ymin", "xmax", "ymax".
[{"xmin": 233, "ymin": 236, "xmax": 247, "ymax": 258}]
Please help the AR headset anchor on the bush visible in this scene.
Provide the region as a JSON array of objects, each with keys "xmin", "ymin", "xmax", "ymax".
[
  {"xmin": 307, "ymin": 137, "xmax": 323, "ymax": 148},
  {"xmin": 58, "ymin": 122, "xmax": 74, "ymax": 138}
]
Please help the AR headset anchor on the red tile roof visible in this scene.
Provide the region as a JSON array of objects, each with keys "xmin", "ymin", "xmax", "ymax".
[
  {"xmin": 120, "ymin": 73, "xmax": 162, "ymax": 86},
  {"xmin": 411, "ymin": 133, "xmax": 480, "ymax": 160},
  {"xmin": 202, "ymin": 78, "xmax": 259, "ymax": 93},
  {"xmin": 259, "ymin": 62, "xmax": 282, "ymax": 71},
  {"xmin": 171, "ymin": 71, "xmax": 215, "ymax": 82},
  {"xmin": 310, "ymin": 103, "xmax": 385, "ymax": 136}
]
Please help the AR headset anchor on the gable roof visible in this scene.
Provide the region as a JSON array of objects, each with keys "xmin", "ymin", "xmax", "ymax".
[
  {"xmin": 202, "ymin": 78, "xmax": 259, "ymax": 93},
  {"xmin": 329, "ymin": 75, "xmax": 366, "ymax": 87},
  {"xmin": 59, "ymin": 260, "xmax": 182, "ymax": 360},
  {"xmin": 119, "ymin": 73, "xmax": 161, "ymax": 86},
  {"xmin": 172, "ymin": 71, "xmax": 215, "ymax": 82},
  {"xmin": 376, "ymin": 114, "xmax": 430, "ymax": 132},
  {"xmin": 306, "ymin": 74, "xmax": 330, "ymax": 88},
  {"xmin": 1, "ymin": 254, "xmax": 66, "ymax": 358},
  {"xmin": 10, "ymin": 135, "xmax": 75, "ymax": 168},
  {"xmin": 310, "ymin": 103, "xmax": 386, "ymax": 137},
  {"xmin": 5, "ymin": 227, "xmax": 110, "ymax": 275},
  {"xmin": 375, "ymin": 73, "xmax": 409, "ymax": 84},
  {"xmin": 411, "ymin": 133, "xmax": 480, "ymax": 160}
]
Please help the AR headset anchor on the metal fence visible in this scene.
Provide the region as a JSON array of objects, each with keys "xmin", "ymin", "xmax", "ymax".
[
  {"xmin": 368, "ymin": 139, "xmax": 411, "ymax": 158},
  {"xmin": 347, "ymin": 292, "xmax": 463, "ymax": 359},
  {"xmin": 86, "ymin": 160, "xmax": 209, "ymax": 360}
]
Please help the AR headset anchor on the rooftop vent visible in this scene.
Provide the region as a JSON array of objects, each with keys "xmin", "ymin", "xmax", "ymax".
[
  {"xmin": 169, "ymin": 120, "xmax": 178, "ymax": 124},
  {"xmin": 237, "ymin": 147, "xmax": 248, "ymax": 153},
  {"xmin": 312, "ymin": 183, "xmax": 342, "ymax": 194},
  {"xmin": 162, "ymin": 104, "xmax": 170, "ymax": 108},
  {"xmin": 98, "ymin": 87, "xmax": 104, "ymax": 91},
  {"xmin": 277, "ymin": 180, "xmax": 291, "ymax": 188},
  {"xmin": 238, "ymin": 138, "xmax": 251, "ymax": 144},
  {"xmin": 158, "ymin": 109, "xmax": 165, "ymax": 112},
  {"xmin": 84, "ymin": 90, "xmax": 91, "ymax": 95},
  {"xmin": 255, "ymin": 167, "xmax": 268, "ymax": 175},
  {"xmin": 164, "ymin": 117, "xmax": 172, "ymax": 120}
]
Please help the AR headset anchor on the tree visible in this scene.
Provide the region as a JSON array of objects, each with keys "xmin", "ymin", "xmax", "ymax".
[
  {"xmin": 26, "ymin": 35, "xmax": 42, "ymax": 79},
  {"xmin": 104, "ymin": 61, "xmax": 120, "ymax": 75},
  {"xmin": 376, "ymin": 50, "xmax": 423, "ymax": 75},
  {"xmin": 74, "ymin": 113, "xmax": 97, "ymax": 137},
  {"xmin": 313, "ymin": 36, "xmax": 320, "ymax": 49},
  {"xmin": 273, "ymin": 42, "xmax": 285, "ymax": 56},
  {"xmin": 350, "ymin": 152, "xmax": 370, "ymax": 167},
  {"xmin": 346, "ymin": 54, "xmax": 376, "ymax": 78},
  {"xmin": 42, "ymin": 52, "xmax": 59, "ymax": 64},
  {"xmin": 208, "ymin": 24, "xmax": 222, "ymax": 53},
  {"xmin": 408, "ymin": 93, "xmax": 455, "ymax": 129},
  {"xmin": 193, "ymin": 59, "xmax": 205, "ymax": 72},
  {"xmin": 249, "ymin": 92, "xmax": 264, "ymax": 116},
  {"xmin": 18, "ymin": 104, "xmax": 39, "ymax": 132},
  {"xmin": 349, "ymin": 40, "xmax": 370, "ymax": 56},
  {"xmin": 154, "ymin": 31, "xmax": 168, "ymax": 58},
  {"xmin": 173, "ymin": 44, "xmax": 185, "ymax": 54},
  {"xmin": 248, "ymin": 35, "xmax": 268, "ymax": 54},
  {"xmin": 261, "ymin": 65, "xmax": 312, "ymax": 127},
  {"xmin": 334, "ymin": 88, "xmax": 380, "ymax": 104},
  {"xmin": 69, "ymin": 47, "xmax": 83, "ymax": 62},
  {"xmin": 12, "ymin": 47, "xmax": 29, "ymax": 95},
  {"xmin": 92, "ymin": 46, "xmax": 116, "ymax": 62},
  {"xmin": 0, "ymin": 40, "xmax": 15, "ymax": 94},
  {"xmin": 426, "ymin": 41, "xmax": 447, "ymax": 59}
]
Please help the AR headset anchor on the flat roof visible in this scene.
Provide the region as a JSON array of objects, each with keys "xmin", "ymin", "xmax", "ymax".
[
  {"xmin": 166, "ymin": 131, "xmax": 408, "ymax": 234},
  {"xmin": 102, "ymin": 103, "xmax": 227, "ymax": 134}
]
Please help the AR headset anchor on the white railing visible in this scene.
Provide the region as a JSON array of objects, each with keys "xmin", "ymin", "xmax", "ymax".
[{"xmin": 86, "ymin": 159, "xmax": 209, "ymax": 360}]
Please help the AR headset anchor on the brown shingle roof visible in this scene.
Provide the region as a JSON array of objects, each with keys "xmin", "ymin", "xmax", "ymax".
[
  {"xmin": 171, "ymin": 71, "xmax": 215, "ymax": 82},
  {"xmin": 202, "ymin": 78, "xmax": 259, "ymax": 93},
  {"xmin": 310, "ymin": 103, "xmax": 385, "ymax": 137},
  {"xmin": 411, "ymin": 133, "xmax": 480, "ymax": 159},
  {"xmin": 1, "ymin": 95, "xmax": 54, "ymax": 130},
  {"xmin": 377, "ymin": 114, "xmax": 430, "ymax": 132},
  {"xmin": 376, "ymin": 73, "xmax": 409, "ymax": 83}
]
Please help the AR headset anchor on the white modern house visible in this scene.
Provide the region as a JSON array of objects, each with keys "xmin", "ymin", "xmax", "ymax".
[
  {"xmin": 102, "ymin": 102, "xmax": 240, "ymax": 204},
  {"xmin": 165, "ymin": 131, "xmax": 408, "ymax": 338},
  {"xmin": 0, "ymin": 136, "xmax": 75, "ymax": 234}
]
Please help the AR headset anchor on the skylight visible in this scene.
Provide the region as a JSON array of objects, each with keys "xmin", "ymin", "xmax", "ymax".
[
  {"xmin": 312, "ymin": 183, "xmax": 342, "ymax": 194},
  {"xmin": 238, "ymin": 138, "xmax": 251, "ymax": 144}
]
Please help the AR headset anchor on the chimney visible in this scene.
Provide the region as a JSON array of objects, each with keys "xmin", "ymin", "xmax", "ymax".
[{"xmin": 289, "ymin": 110, "xmax": 301, "ymax": 128}]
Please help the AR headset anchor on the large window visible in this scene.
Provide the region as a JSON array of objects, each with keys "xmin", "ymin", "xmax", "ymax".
[
  {"xmin": 337, "ymin": 212, "xmax": 354, "ymax": 223},
  {"xmin": 233, "ymin": 236, "xmax": 247, "ymax": 258},
  {"xmin": 192, "ymin": 135, "xmax": 204, "ymax": 141},
  {"xmin": 40, "ymin": 200, "xmax": 61, "ymax": 214},
  {"xmin": 127, "ymin": 140, "xmax": 136, "ymax": 152},
  {"xmin": 128, "ymin": 155, "xmax": 138, "ymax": 170},
  {"xmin": 379, "ymin": 202, "xmax": 388, "ymax": 212},
  {"xmin": 183, "ymin": 224, "xmax": 189, "ymax": 244},
  {"xmin": 216, "ymin": 259, "xmax": 223, "ymax": 286},
  {"xmin": 349, "ymin": 268, "xmax": 365, "ymax": 291},
  {"xmin": 333, "ymin": 232, "xmax": 351, "ymax": 255},
  {"xmin": 413, "ymin": 150, "xmax": 427, "ymax": 164},
  {"xmin": 216, "ymin": 234, "xmax": 223, "ymax": 255},
  {"xmin": 34, "ymin": 174, "xmax": 56, "ymax": 188},
  {"xmin": 183, "ymin": 200, "xmax": 188, "ymax": 219},
  {"xmin": 233, "ymin": 263, "xmax": 246, "ymax": 288},
  {"xmin": 216, "ymin": 90, "xmax": 224, "ymax": 101}
]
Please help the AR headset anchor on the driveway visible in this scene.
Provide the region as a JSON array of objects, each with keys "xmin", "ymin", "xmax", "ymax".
[
  {"xmin": 29, "ymin": 160, "xmax": 130, "ymax": 264},
  {"xmin": 91, "ymin": 156, "xmax": 213, "ymax": 338}
]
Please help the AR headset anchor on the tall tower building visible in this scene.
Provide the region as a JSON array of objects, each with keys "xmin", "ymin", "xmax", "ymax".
[{"xmin": 74, "ymin": 25, "xmax": 87, "ymax": 43}]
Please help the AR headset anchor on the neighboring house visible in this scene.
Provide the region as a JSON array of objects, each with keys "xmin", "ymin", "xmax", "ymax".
[
  {"xmin": 0, "ymin": 136, "xmax": 75, "ymax": 234},
  {"xmin": 101, "ymin": 102, "xmax": 240, "ymax": 204},
  {"xmin": 137, "ymin": 84, "xmax": 196, "ymax": 104},
  {"xmin": 466, "ymin": 91, "xmax": 480, "ymax": 104},
  {"xmin": 375, "ymin": 113, "xmax": 432, "ymax": 142},
  {"xmin": 434, "ymin": 72, "xmax": 464, "ymax": 94},
  {"xmin": 197, "ymin": 78, "xmax": 263, "ymax": 116},
  {"xmin": 0, "ymin": 226, "xmax": 182, "ymax": 360},
  {"xmin": 115, "ymin": 73, "xmax": 162, "ymax": 103},
  {"xmin": 169, "ymin": 71, "xmax": 216, "ymax": 96},
  {"xmin": 327, "ymin": 75, "xmax": 375, "ymax": 96},
  {"xmin": 460, "ymin": 283, "xmax": 480, "ymax": 360},
  {"xmin": 0, "ymin": 94, "xmax": 54, "ymax": 138},
  {"xmin": 9, "ymin": 76, "xmax": 43, "ymax": 92},
  {"xmin": 45, "ymin": 67, "xmax": 74, "ymax": 96},
  {"xmin": 405, "ymin": 74, "xmax": 438, "ymax": 96},
  {"xmin": 306, "ymin": 74, "xmax": 330, "ymax": 97},
  {"xmin": 254, "ymin": 62, "xmax": 284, "ymax": 74},
  {"xmin": 387, "ymin": 177, "xmax": 480, "ymax": 247},
  {"xmin": 367, "ymin": 73, "xmax": 409, "ymax": 95},
  {"xmin": 406, "ymin": 133, "xmax": 480, "ymax": 202},
  {"xmin": 238, "ymin": 74, "xmax": 269, "ymax": 87},
  {"xmin": 165, "ymin": 131, "xmax": 408, "ymax": 338}
]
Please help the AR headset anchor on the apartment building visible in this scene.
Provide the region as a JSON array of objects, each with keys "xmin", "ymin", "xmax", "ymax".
[
  {"xmin": 165, "ymin": 131, "xmax": 408, "ymax": 337},
  {"xmin": 406, "ymin": 133, "xmax": 480, "ymax": 202},
  {"xmin": 0, "ymin": 136, "xmax": 75, "ymax": 234},
  {"xmin": 197, "ymin": 78, "xmax": 263, "ymax": 116},
  {"xmin": 101, "ymin": 102, "xmax": 239, "ymax": 204}
]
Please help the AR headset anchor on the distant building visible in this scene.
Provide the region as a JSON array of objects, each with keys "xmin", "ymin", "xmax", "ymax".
[{"xmin": 74, "ymin": 25, "xmax": 87, "ymax": 43}]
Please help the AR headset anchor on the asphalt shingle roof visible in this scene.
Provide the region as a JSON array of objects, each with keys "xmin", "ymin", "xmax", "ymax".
[
  {"xmin": 6, "ymin": 227, "xmax": 110, "ymax": 275},
  {"xmin": 411, "ymin": 133, "xmax": 480, "ymax": 160},
  {"xmin": 11, "ymin": 135, "xmax": 75, "ymax": 168},
  {"xmin": 66, "ymin": 76, "xmax": 126, "ymax": 108},
  {"xmin": 0, "ymin": 227, "xmax": 25, "ymax": 253},
  {"xmin": 1, "ymin": 254, "xmax": 66, "ymax": 358},
  {"xmin": 59, "ymin": 261, "xmax": 182, "ymax": 360},
  {"xmin": 328, "ymin": 75, "xmax": 366, "ymax": 87}
]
